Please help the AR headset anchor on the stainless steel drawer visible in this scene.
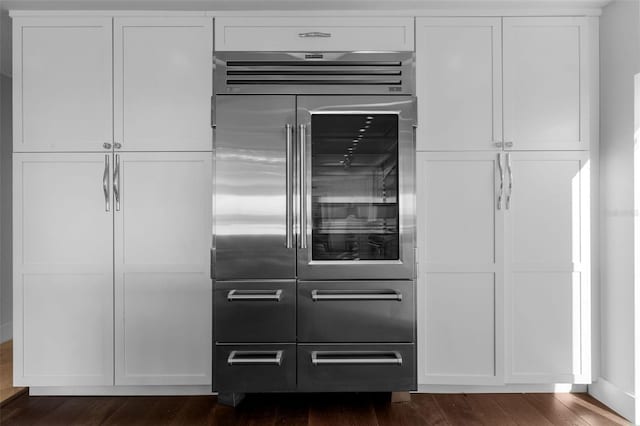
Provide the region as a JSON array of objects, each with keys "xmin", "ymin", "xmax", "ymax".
[
  {"xmin": 215, "ymin": 344, "xmax": 296, "ymax": 392},
  {"xmin": 297, "ymin": 281, "xmax": 414, "ymax": 342},
  {"xmin": 215, "ymin": 280, "xmax": 295, "ymax": 342},
  {"xmin": 297, "ymin": 344, "xmax": 416, "ymax": 392}
]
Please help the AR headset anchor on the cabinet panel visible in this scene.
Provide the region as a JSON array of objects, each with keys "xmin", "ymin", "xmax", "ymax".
[
  {"xmin": 422, "ymin": 273, "xmax": 495, "ymax": 379},
  {"xmin": 503, "ymin": 18, "xmax": 589, "ymax": 150},
  {"xmin": 509, "ymin": 272, "xmax": 578, "ymax": 381},
  {"xmin": 114, "ymin": 17, "xmax": 213, "ymax": 151},
  {"xmin": 420, "ymin": 153, "xmax": 499, "ymax": 266},
  {"xmin": 13, "ymin": 153, "xmax": 113, "ymax": 386},
  {"xmin": 505, "ymin": 151, "xmax": 590, "ymax": 383},
  {"xmin": 416, "ymin": 18, "xmax": 502, "ymax": 151},
  {"xmin": 215, "ymin": 17, "xmax": 414, "ymax": 51},
  {"xmin": 13, "ymin": 18, "xmax": 113, "ymax": 152},
  {"xmin": 114, "ymin": 152, "xmax": 212, "ymax": 385},
  {"xmin": 417, "ymin": 152, "xmax": 503, "ymax": 385}
]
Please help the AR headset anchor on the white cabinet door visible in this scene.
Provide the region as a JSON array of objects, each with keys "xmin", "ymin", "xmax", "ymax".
[
  {"xmin": 13, "ymin": 18, "xmax": 113, "ymax": 152},
  {"xmin": 416, "ymin": 18, "xmax": 502, "ymax": 151},
  {"xmin": 503, "ymin": 18, "xmax": 591, "ymax": 151},
  {"xmin": 417, "ymin": 152, "xmax": 504, "ymax": 385},
  {"xmin": 114, "ymin": 152, "xmax": 212, "ymax": 385},
  {"xmin": 114, "ymin": 18, "xmax": 213, "ymax": 152},
  {"xmin": 215, "ymin": 17, "xmax": 414, "ymax": 51},
  {"xmin": 504, "ymin": 151, "xmax": 590, "ymax": 383},
  {"xmin": 13, "ymin": 153, "xmax": 114, "ymax": 386}
]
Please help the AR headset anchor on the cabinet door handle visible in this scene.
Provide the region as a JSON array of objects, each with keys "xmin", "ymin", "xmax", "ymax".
[
  {"xmin": 298, "ymin": 31, "xmax": 331, "ymax": 38},
  {"xmin": 113, "ymin": 154, "xmax": 121, "ymax": 211},
  {"xmin": 227, "ymin": 289, "xmax": 282, "ymax": 302},
  {"xmin": 506, "ymin": 153, "xmax": 513, "ymax": 210},
  {"xmin": 299, "ymin": 124, "xmax": 307, "ymax": 250},
  {"xmin": 497, "ymin": 153, "xmax": 504, "ymax": 210},
  {"xmin": 311, "ymin": 351, "xmax": 403, "ymax": 366},
  {"xmin": 311, "ymin": 289, "xmax": 402, "ymax": 301},
  {"xmin": 285, "ymin": 124, "xmax": 293, "ymax": 249},
  {"xmin": 103, "ymin": 155, "xmax": 110, "ymax": 212},
  {"xmin": 227, "ymin": 350, "xmax": 283, "ymax": 366}
]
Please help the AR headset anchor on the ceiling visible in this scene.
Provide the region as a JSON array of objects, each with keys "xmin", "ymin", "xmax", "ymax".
[{"xmin": 0, "ymin": 0, "xmax": 613, "ymax": 12}]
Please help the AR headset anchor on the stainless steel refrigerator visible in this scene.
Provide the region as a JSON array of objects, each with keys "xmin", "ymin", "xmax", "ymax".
[{"xmin": 212, "ymin": 52, "xmax": 417, "ymax": 400}]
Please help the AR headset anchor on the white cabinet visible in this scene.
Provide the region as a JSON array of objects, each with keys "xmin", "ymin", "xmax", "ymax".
[
  {"xmin": 13, "ymin": 16, "xmax": 213, "ymax": 153},
  {"xmin": 12, "ymin": 153, "xmax": 114, "ymax": 386},
  {"xmin": 505, "ymin": 151, "xmax": 590, "ymax": 383},
  {"xmin": 114, "ymin": 18, "xmax": 213, "ymax": 151},
  {"xmin": 416, "ymin": 18, "xmax": 502, "ymax": 151},
  {"xmin": 114, "ymin": 152, "xmax": 212, "ymax": 385},
  {"xmin": 13, "ymin": 152, "xmax": 213, "ymax": 387},
  {"xmin": 416, "ymin": 151, "xmax": 590, "ymax": 385},
  {"xmin": 417, "ymin": 152, "xmax": 504, "ymax": 385},
  {"xmin": 416, "ymin": 17, "xmax": 594, "ymax": 151},
  {"xmin": 215, "ymin": 17, "xmax": 414, "ymax": 51},
  {"xmin": 503, "ymin": 18, "xmax": 590, "ymax": 151},
  {"xmin": 12, "ymin": 18, "xmax": 113, "ymax": 152}
]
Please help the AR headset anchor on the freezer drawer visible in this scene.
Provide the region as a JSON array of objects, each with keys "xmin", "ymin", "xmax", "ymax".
[
  {"xmin": 297, "ymin": 281, "xmax": 414, "ymax": 342},
  {"xmin": 215, "ymin": 280, "xmax": 296, "ymax": 343},
  {"xmin": 297, "ymin": 344, "xmax": 416, "ymax": 392},
  {"xmin": 215, "ymin": 344, "xmax": 296, "ymax": 392}
]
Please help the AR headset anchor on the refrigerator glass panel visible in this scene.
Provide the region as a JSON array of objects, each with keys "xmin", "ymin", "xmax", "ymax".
[{"xmin": 310, "ymin": 113, "xmax": 399, "ymax": 261}]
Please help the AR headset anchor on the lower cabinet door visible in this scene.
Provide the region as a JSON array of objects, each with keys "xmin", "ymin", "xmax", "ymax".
[
  {"xmin": 13, "ymin": 153, "xmax": 114, "ymax": 386},
  {"xmin": 114, "ymin": 152, "xmax": 213, "ymax": 385},
  {"xmin": 297, "ymin": 344, "xmax": 416, "ymax": 392},
  {"xmin": 215, "ymin": 344, "xmax": 296, "ymax": 392}
]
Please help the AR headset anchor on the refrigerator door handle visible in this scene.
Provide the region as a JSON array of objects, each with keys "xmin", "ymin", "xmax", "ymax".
[
  {"xmin": 285, "ymin": 124, "xmax": 293, "ymax": 248},
  {"xmin": 311, "ymin": 351, "xmax": 403, "ymax": 366},
  {"xmin": 299, "ymin": 123, "xmax": 307, "ymax": 250}
]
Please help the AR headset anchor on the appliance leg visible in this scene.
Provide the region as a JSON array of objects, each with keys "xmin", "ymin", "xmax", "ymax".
[
  {"xmin": 218, "ymin": 392, "xmax": 246, "ymax": 407},
  {"xmin": 391, "ymin": 392, "xmax": 411, "ymax": 403}
]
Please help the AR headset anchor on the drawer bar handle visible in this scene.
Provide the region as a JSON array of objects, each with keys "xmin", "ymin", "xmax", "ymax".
[
  {"xmin": 227, "ymin": 350, "xmax": 283, "ymax": 366},
  {"xmin": 311, "ymin": 351, "xmax": 403, "ymax": 366},
  {"xmin": 310, "ymin": 289, "xmax": 402, "ymax": 301},
  {"xmin": 298, "ymin": 31, "xmax": 332, "ymax": 38},
  {"xmin": 227, "ymin": 289, "xmax": 282, "ymax": 302}
]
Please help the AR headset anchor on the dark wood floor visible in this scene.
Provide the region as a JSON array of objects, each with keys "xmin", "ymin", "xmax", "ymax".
[{"xmin": 0, "ymin": 392, "xmax": 631, "ymax": 425}]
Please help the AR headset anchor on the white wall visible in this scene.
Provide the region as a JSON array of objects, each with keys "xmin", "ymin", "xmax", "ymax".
[
  {"xmin": 0, "ymin": 9, "xmax": 11, "ymax": 343},
  {"xmin": 591, "ymin": 0, "xmax": 640, "ymax": 422}
]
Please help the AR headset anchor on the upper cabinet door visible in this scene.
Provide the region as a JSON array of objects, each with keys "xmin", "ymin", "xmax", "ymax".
[
  {"xmin": 13, "ymin": 18, "xmax": 113, "ymax": 152},
  {"xmin": 416, "ymin": 18, "xmax": 502, "ymax": 151},
  {"xmin": 503, "ymin": 18, "xmax": 591, "ymax": 151},
  {"xmin": 114, "ymin": 17, "xmax": 213, "ymax": 151},
  {"xmin": 215, "ymin": 17, "xmax": 414, "ymax": 51}
]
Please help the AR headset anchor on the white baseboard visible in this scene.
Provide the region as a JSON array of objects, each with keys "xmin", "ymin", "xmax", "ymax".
[
  {"xmin": 30, "ymin": 385, "xmax": 215, "ymax": 396},
  {"xmin": 417, "ymin": 383, "xmax": 588, "ymax": 393},
  {"xmin": 588, "ymin": 377, "xmax": 635, "ymax": 423},
  {"xmin": 0, "ymin": 320, "xmax": 12, "ymax": 343}
]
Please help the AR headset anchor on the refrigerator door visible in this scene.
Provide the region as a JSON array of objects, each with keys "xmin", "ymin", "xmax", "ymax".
[
  {"xmin": 297, "ymin": 96, "xmax": 416, "ymax": 280},
  {"xmin": 214, "ymin": 95, "xmax": 297, "ymax": 280}
]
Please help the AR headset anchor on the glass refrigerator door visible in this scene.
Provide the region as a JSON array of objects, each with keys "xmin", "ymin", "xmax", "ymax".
[
  {"xmin": 297, "ymin": 96, "xmax": 415, "ymax": 280},
  {"xmin": 311, "ymin": 113, "xmax": 399, "ymax": 262}
]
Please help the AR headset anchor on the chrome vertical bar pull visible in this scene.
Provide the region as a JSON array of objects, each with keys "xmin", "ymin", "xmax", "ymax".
[
  {"xmin": 103, "ymin": 155, "xmax": 110, "ymax": 212},
  {"xmin": 506, "ymin": 153, "xmax": 513, "ymax": 210},
  {"xmin": 497, "ymin": 153, "xmax": 504, "ymax": 210},
  {"xmin": 114, "ymin": 154, "xmax": 121, "ymax": 212},
  {"xmin": 299, "ymin": 123, "xmax": 307, "ymax": 249},
  {"xmin": 285, "ymin": 124, "xmax": 293, "ymax": 248}
]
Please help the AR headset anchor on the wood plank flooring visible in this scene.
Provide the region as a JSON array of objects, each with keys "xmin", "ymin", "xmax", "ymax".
[
  {"xmin": 0, "ymin": 392, "xmax": 631, "ymax": 425},
  {"xmin": 0, "ymin": 340, "xmax": 27, "ymax": 406}
]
